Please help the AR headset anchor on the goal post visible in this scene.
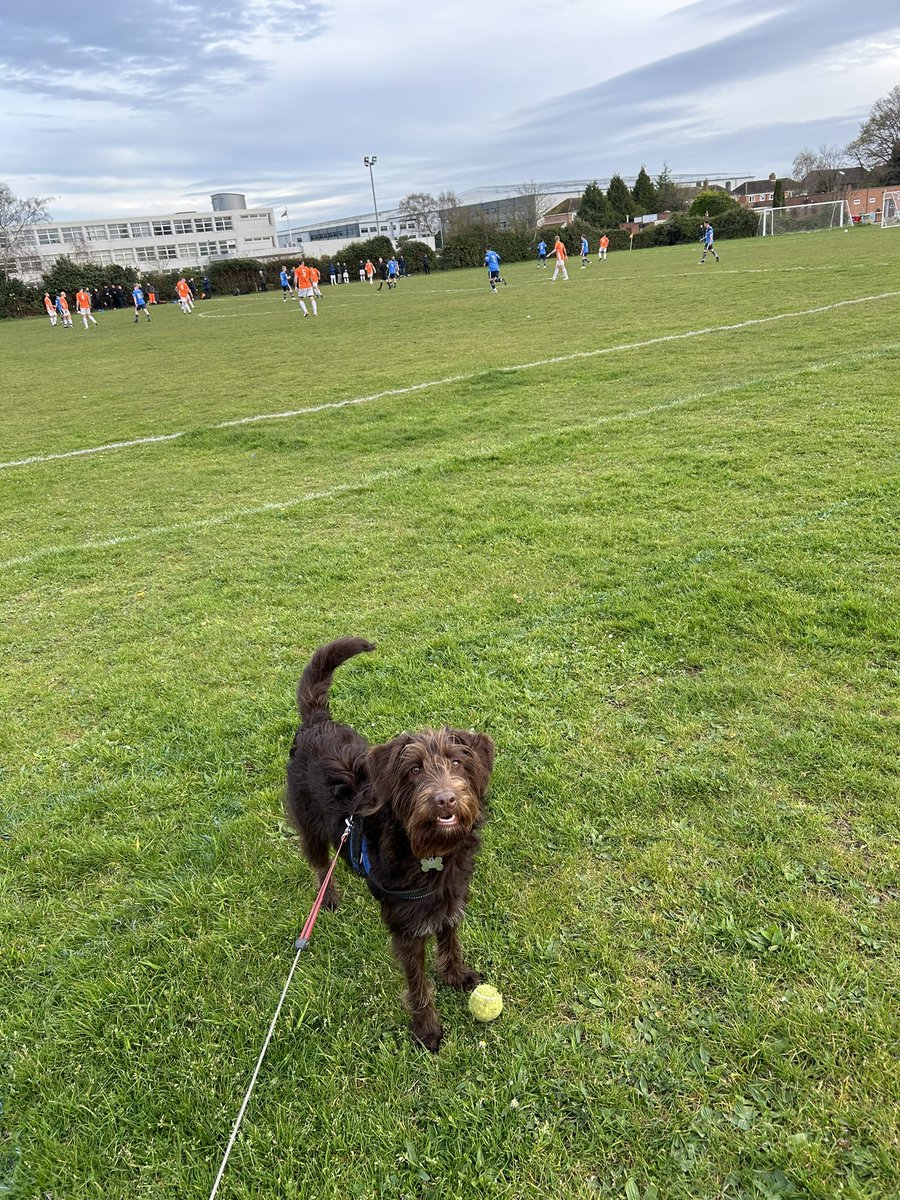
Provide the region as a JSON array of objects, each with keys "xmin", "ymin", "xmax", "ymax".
[
  {"xmin": 881, "ymin": 192, "xmax": 900, "ymax": 229},
  {"xmin": 757, "ymin": 199, "xmax": 849, "ymax": 236}
]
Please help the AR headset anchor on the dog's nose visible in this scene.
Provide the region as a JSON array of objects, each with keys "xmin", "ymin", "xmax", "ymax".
[{"xmin": 434, "ymin": 789, "xmax": 457, "ymax": 812}]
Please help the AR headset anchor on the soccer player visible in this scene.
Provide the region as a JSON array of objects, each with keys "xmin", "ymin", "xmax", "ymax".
[
  {"xmin": 293, "ymin": 260, "xmax": 318, "ymax": 317},
  {"xmin": 358, "ymin": 260, "xmax": 366, "ymax": 283},
  {"xmin": 364, "ymin": 258, "xmax": 375, "ymax": 284},
  {"xmin": 132, "ymin": 283, "xmax": 151, "ymax": 322},
  {"xmin": 551, "ymin": 237, "xmax": 569, "ymax": 281},
  {"xmin": 56, "ymin": 291, "xmax": 73, "ymax": 327},
  {"xmin": 175, "ymin": 277, "xmax": 194, "ymax": 312},
  {"xmin": 309, "ymin": 265, "xmax": 322, "ymax": 297},
  {"xmin": 699, "ymin": 222, "xmax": 720, "ymax": 263},
  {"xmin": 484, "ymin": 247, "xmax": 506, "ymax": 293},
  {"xmin": 75, "ymin": 286, "xmax": 98, "ymax": 330},
  {"xmin": 43, "ymin": 292, "xmax": 58, "ymax": 327},
  {"xmin": 386, "ymin": 256, "xmax": 399, "ymax": 288},
  {"xmin": 580, "ymin": 234, "xmax": 590, "ymax": 268},
  {"xmin": 536, "ymin": 239, "xmax": 548, "ymax": 268},
  {"xmin": 279, "ymin": 265, "xmax": 294, "ymax": 301},
  {"xmin": 598, "ymin": 234, "xmax": 609, "ymax": 261}
]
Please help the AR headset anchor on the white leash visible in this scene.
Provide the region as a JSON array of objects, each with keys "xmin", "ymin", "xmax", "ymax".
[{"xmin": 207, "ymin": 946, "xmax": 307, "ymax": 1200}]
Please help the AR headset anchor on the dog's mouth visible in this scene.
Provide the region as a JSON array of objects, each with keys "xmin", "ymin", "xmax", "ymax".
[{"xmin": 436, "ymin": 813, "xmax": 459, "ymax": 828}]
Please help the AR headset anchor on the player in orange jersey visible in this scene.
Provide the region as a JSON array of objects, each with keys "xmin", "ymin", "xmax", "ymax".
[
  {"xmin": 309, "ymin": 265, "xmax": 322, "ymax": 297},
  {"xmin": 598, "ymin": 234, "xmax": 609, "ymax": 261},
  {"xmin": 293, "ymin": 261, "xmax": 318, "ymax": 317},
  {"xmin": 551, "ymin": 237, "xmax": 569, "ymax": 281},
  {"xmin": 364, "ymin": 258, "xmax": 375, "ymax": 284},
  {"xmin": 175, "ymin": 277, "xmax": 194, "ymax": 313},
  {"xmin": 56, "ymin": 291, "xmax": 73, "ymax": 327},
  {"xmin": 43, "ymin": 292, "xmax": 58, "ymax": 327},
  {"xmin": 75, "ymin": 287, "xmax": 98, "ymax": 329}
]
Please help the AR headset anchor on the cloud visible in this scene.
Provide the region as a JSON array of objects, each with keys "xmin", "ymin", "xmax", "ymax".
[{"xmin": 0, "ymin": 0, "xmax": 330, "ymax": 103}]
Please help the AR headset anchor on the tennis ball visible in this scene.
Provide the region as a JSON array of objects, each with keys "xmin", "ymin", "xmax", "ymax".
[{"xmin": 469, "ymin": 984, "xmax": 503, "ymax": 1021}]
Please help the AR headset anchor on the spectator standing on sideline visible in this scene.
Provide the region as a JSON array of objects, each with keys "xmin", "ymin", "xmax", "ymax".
[
  {"xmin": 699, "ymin": 222, "xmax": 719, "ymax": 263},
  {"xmin": 422, "ymin": 254, "xmax": 430, "ymax": 275},
  {"xmin": 536, "ymin": 239, "xmax": 548, "ymax": 268},
  {"xmin": 188, "ymin": 278, "xmax": 197, "ymax": 299},
  {"xmin": 551, "ymin": 236, "xmax": 569, "ymax": 281},
  {"xmin": 341, "ymin": 262, "xmax": 350, "ymax": 284},
  {"xmin": 598, "ymin": 234, "xmax": 609, "ymax": 260},
  {"xmin": 398, "ymin": 253, "xmax": 406, "ymax": 277},
  {"xmin": 329, "ymin": 262, "xmax": 337, "ymax": 285},
  {"xmin": 257, "ymin": 269, "xmax": 267, "ymax": 292},
  {"xmin": 43, "ymin": 292, "xmax": 58, "ymax": 327},
  {"xmin": 359, "ymin": 260, "xmax": 366, "ymax": 283}
]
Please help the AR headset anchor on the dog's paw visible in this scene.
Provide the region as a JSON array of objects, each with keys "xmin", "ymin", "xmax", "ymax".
[
  {"xmin": 321, "ymin": 883, "xmax": 342, "ymax": 911},
  {"xmin": 440, "ymin": 965, "xmax": 482, "ymax": 992},
  {"xmin": 411, "ymin": 1017, "xmax": 444, "ymax": 1053}
]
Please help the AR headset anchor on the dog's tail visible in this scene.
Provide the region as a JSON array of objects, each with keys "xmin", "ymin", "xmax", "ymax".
[{"xmin": 296, "ymin": 637, "xmax": 376, "ymax": 724}]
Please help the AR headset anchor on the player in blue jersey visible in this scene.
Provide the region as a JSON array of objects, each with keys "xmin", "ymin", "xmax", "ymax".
[
  {"xmin": 132, "ymin": 284, "xmax": 151, "ymax": 322},
  {"xmin": 580, "ymin": 234, "xmax": 591, "ymax": 268},
  {"xmin": 484, "ymin": 248, "xmax": 507, "ymax": 292},
  {"xmin": 536, "ymin": 239, "xmax": 547, "ymax": 268},
  {"xmin": 279, "ymin": 265, "xmax": 294, "ymax": 301},
  {"xmin": 699, "ymin": 222, "xmax": 720, "ymax": 263}
]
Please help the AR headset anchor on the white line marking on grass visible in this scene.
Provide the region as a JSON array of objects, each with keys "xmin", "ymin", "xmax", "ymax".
[
  {"xmin": 4, "ymin": 341, "xmax": 897, "ymax": 573},
  {"xmin": 3, "ymin": 290, "xmax": 900, "ymax": 473}
]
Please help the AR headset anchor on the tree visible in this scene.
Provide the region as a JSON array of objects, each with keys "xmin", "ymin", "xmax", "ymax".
[
  {"xmin": 791, "ymin": 148, "xmax": 818, "ymax": 182},
  {"xmin": 0, "ymin": 183, "xmax": 53, "ymax": 280},
  {"xmin": 688, "ymin": 189, "xmax": 741, "ymax": 218},
  {"xmin": 632, "ymin": 166, "xmax": 658, "ymax": 215},
  {"xmin": 655, "ymin": 163, "xmax": 682, "ymax": 213},
  {"xmin": 875, "ymin": 140, "xmax": 900, "ymax": 185},
  {"xmin": 606, "ymin": 174, "xmax": 633, "ymax": 223},
  {"xmin": 577, "ymin": 181, "xmax": 612, "ymax": 226},
  {"xmin": 846, "ymin": 84, "xmax": 900, "ymax": 172},
  {"xmin": 512, "ymin": 180, "xmax": 553, "ymax": 230},
  {"xmin": 791, "ymin": 144, "xmax": 846, "ymax": 192},
  {"xmin": 772, "ymin": 179, "xmax": 785, "ymax": 208},
  {"xmin": 397, "ymin": 192, "xmax": 440, "ymax": 236},
  {"xmin": 436, "ymin": 189, "xmax": 462, "ymax": 238}
]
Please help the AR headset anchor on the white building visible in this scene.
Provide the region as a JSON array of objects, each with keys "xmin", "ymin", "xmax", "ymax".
[
  {"xmin": 10, "ymin": 192, "xmax": 277, "ymax": 282},
  {"xmin": 276, "ymin": 210, "xmax": 436, "ymax": 260}
]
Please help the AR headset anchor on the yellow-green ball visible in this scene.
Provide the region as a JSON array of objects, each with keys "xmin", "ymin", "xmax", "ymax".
[{"xmin": 469, "ymin": 984, "xmax": 503, "ymax": 1022}]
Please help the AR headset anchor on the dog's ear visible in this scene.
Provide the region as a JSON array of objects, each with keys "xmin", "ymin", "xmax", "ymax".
[
  {"xmin": 448, "ymin": 729, "xmax": 494, "ymax": 791},
  {"xmin": 361, "ymin": 733, "xmax": 412, "ymax": 814}
]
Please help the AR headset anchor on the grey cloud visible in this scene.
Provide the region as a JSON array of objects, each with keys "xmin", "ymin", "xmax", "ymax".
[{"xmin": 0, "ymin": 1, "xmax": 329, "ymax": 103}]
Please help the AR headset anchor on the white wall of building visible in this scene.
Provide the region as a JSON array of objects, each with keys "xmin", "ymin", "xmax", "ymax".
[{"xmin": 10, "ymin": 199, "xmax": 277, "ymax": 281}]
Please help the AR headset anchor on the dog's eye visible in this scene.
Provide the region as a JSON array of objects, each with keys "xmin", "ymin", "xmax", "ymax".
[
  {"xmin": 450, "ymin": 758, "xmax": 461, "ymax": 767},
  {"xmin": 411, "ymin": 765, "xmax": 421, "ymax": 775}
]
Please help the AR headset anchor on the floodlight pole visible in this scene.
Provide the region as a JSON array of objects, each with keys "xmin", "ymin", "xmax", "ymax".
[{"xmin": 364, "ymin": 156, "xmax": 380, "ymax": 236}]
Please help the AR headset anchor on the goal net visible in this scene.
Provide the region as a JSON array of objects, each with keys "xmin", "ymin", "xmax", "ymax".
[
  {"xmin": 881, "ymin": 192, "xmax": 900, "ymax": 228},
  {"xmin": 757, "ymin": 199, "xmax": 849, "ymax": 236}
]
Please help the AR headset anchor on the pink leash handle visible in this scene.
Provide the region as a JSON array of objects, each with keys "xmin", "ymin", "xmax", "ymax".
[{"xmin": 295, "ymin": 821, "xmax": 351, "ymax": 949}]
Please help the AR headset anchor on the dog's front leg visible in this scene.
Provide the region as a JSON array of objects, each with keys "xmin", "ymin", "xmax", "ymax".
[
  {"xmin": 435, "ymin": 925, "xmax": 481, "ymax": 992},
  {"xmin": 392, "ymin": 932, "xmax": 443, "ymax": 1052}
]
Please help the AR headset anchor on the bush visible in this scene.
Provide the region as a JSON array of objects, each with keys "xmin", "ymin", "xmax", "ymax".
[
  {"xmin": 395, "ymin": 239, "xmax": 434, "ymax": 273},
  {"xmin": 0, "ymin": 275, "xmax": 42, "ymax": 319},
  {"xmin": 40, "ymin": 256, "xmax": 137, "ymax": 297},
  {"xmin": 688, "ymin": 189, "xmax": 742, "ymax": 218},
  {"xmin": 322, "ymin": 236, "xmax": 394, "ymax": 274}
]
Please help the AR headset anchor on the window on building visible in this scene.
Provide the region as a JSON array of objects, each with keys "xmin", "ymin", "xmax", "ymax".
[
  {"xmin": 157, "ymin": 244, "xmax": 178, "ymax": 260},
  {"xmin": 95, "ymin": 251, "xmax": 114, "ymax": 265},
  {"xmin": 113, "ymin": 249, "xmax": 136, "ymax": 265},
  {"xmin": 131, "ymin": 221, "xmax": 151, "ymax": 237},
  {"xmin": 15, "ymin": 257, "xmax": 41, "ymax": 274},
  {"xmin": 107, "ymin": 223, "xmax": 130, "ymax": 239},
  {"xmin": 152, "ymin": 220, "xmax": 173, "ymax": 236},
  {"xmin": 177, "ymin": 243, "xmax": 199, "ymax": 259},
  {"xmin": 194, "ymin": 217, "xmax": 214, "ymax": 232},
  {"xmin": 136, "ymin": 246, "xmax": 158, "ymax": 263},
  {"xmin": 61, "ymin": 227, "xmax": 85, "ymax": 244},
  {"xmin": 173, "ymin": 219, "xmax": 193, "ymax": 235},
  {"xmin": 214, "ymin": 216, "xmax": 233, "ymax": 231},
  {"xmin": 84, "ymin": 225, "xmax": 108, "ymax": 241},
  {"xmin": 38, "ymin": 228, "xmax": 61, "ymax": 245},
  {"xmin": 853, "ymin": 198, "xmax": 861, "ymax": 205}
]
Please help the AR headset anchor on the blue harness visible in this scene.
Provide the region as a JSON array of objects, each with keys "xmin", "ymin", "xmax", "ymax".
[{"xmin": 346, "ymin": 816, "xmax": 436, "ymax": 902}]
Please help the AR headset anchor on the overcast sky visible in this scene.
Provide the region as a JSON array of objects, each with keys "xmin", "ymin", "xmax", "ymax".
[{"xmin": 2, "ymin": 0, "xmax": 899, "ymax": 225}]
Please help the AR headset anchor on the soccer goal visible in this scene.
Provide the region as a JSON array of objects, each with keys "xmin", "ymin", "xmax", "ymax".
[
  {"xmin": 757, "ymin": 199, "xmax": 849, "ymax": 236},
  {"xmin": 881, "ymin": 192, "xmax": 900, "ymax": 228}
]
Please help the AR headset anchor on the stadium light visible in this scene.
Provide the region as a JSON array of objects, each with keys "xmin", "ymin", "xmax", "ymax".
[{"xmin": 363, "ymin": 156, "xmax": 381, "ymax": 236}]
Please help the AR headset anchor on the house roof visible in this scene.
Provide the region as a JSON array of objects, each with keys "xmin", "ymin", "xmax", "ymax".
[{"xmin": 798, "ymin": 166, "xmax": 872, "ymax": 191}]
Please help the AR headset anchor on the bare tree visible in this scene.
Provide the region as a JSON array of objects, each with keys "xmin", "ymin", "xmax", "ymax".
[
  {"xmin": 436, "ymin": 189, "xmax": 462, "ymax": 237},
  {"xmin": 815, "ymin": 144, "xmax": 846, "ymax": 192},
  {"xmin": 397, "ymin": 192, "xmax": 440, "ymax": 236},
  {"xmin": 0, "ymin": 183, "xmax": 53, "ymax": 279},
  {"xmin": 511, "ymin": 180, "xmax": 553, "ymax": 230},
  {"xmin": 846, "ymin": 84, "xmax": 900, "ymax": 171},
  {"xmin": 791, "ymin": 148, "xmax": 818, "ymax": 182}
]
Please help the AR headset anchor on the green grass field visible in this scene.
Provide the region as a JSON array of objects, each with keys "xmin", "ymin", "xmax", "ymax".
[{"xmin": 2, "ymin": 228, "xmax": 898, "ymax": 1200}]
